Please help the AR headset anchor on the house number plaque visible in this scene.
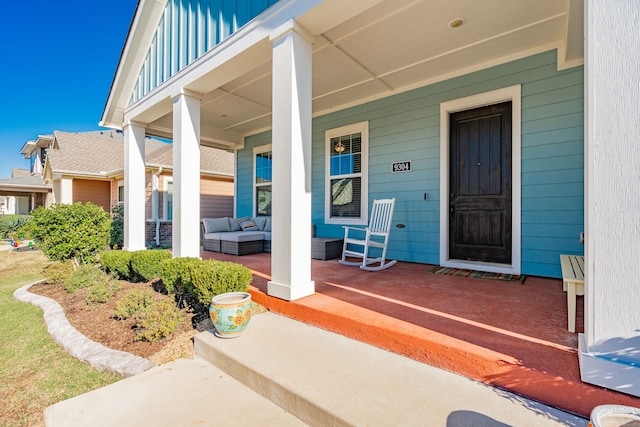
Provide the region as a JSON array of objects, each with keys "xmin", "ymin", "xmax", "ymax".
[{"xmin": 392, "ymin": 161, "xmax": 412, "ymax": 173}]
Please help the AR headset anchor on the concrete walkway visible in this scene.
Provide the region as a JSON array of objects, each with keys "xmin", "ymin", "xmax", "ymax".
[{"xmin": 43, "ymin": 310, "xmax": 589, "ymax": 426}]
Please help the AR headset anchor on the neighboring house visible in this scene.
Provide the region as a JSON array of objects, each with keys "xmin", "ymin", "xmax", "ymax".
[
  {"xmin": 100, "ymin": 1, "xmax": 640, "ymax": 396},
  {"xmin": 26, "ymin": 130, "xmax": 234, "ymax": 246},
  {"xmin": 0, "ymin": 168, "xmax": 52, "ymax": 214}
]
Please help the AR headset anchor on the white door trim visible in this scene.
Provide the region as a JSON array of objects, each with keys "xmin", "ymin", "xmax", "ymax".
[{"xmin": 439, "ymin": 85, "xmax": 522, "ymax": 275}]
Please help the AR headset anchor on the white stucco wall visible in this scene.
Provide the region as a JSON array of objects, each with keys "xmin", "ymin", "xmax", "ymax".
[
  {"xmin": 585, "ymin": 0, "xmax": 640, "ymax": 348},
  {"xmin": 58, "ymin": 178, "xmax": 73, "ymax": 205}
]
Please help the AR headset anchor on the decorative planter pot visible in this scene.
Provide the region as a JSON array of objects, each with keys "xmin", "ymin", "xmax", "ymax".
[
  {"xmin": 589, "ymin": 405, "xmax": 640, "ymax": 427},
  {"xmin": 209, "ymin": 292, "xmax": 253, "ymax": 338}
]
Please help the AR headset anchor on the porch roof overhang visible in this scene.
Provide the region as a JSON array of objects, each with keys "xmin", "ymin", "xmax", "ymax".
[
  {"xmin": 101, "ymin": 0, "xmax": 584, "ymax": 149},
  {"xmin": 0, "ymin": 183, "xmax": 51, "ymax": 196}
]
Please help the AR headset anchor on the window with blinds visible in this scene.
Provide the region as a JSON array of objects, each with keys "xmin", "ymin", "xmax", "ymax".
[
  {"xmin": 325, "ymin": 122, "xmax": 369, "ymax": 224},
  {"xmin": 254, "ymin": 145, "xmax": 272, "ymax": 216}
]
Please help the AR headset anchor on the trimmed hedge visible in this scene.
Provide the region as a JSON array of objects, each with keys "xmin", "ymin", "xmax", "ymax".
[
  {"xmin": 159, "ymin": 257, "xmax": 200, "ymax": 294},
  {"xmin": 99, "ymin": 250, "xmax": 133, "ymax": 279},
  {"xmin": 130, "ymin": 250, "xmax": 172, "ymax": 282},
  {"xmin": 99, "ymin": 249, "xmax": 172, "ymax": 282},
  {"xmin": 184, "ymin": 259, "xmax": 252, "ymax": 306}
]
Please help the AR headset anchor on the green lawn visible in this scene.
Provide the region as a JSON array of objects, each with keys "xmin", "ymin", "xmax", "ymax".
[{"xmin": 0, "ymin": 250, "xmax": 120, "ymax": 427}]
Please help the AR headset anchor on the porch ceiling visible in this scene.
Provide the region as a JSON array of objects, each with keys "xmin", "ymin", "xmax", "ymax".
[{"xmin": 139, "ymin": 0, "xmax": 583, "ymax": 148}]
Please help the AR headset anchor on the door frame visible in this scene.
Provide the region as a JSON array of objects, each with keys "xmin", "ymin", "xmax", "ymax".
[{"xmin": 439, "ymin": 85, "xmax": 522, "ymax": 275}]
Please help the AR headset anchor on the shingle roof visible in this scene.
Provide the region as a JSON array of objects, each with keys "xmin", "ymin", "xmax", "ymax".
[
  {"xmin": 0, "ymin": 174, "xmax": 50, "ymax": 187},
  {"xmin": 48, "ymin": 130, "xmax": 233, "ymax": 177},
  {"xmin": 146, "ymin": 143, "xmax": 234, "ymax": 176}
]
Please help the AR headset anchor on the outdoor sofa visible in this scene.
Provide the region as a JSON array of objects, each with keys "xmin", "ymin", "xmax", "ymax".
[{"xmin": 201, "ymin": 216, "xmax": 271, "ymax": 255}]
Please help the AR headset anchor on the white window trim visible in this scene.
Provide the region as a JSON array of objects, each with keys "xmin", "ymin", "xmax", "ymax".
[
  {"xmin": 253, "ymin": 144, "xmax": 272, "ymax": 217},
  {"xmin": 162, "ymin": 176, "xmax": 173, "ymax": 221},
  {"xmin": 439, "ymin": 85, "xmax": 522, "ymax": 275},
  {"xmin": 324, "ymin": 121, "xmax": 369, "ymax": 225}
]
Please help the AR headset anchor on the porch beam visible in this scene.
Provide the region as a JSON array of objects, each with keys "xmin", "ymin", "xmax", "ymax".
[
  {"xmin": 123, "ymin": 121, "xmax": 147, "ymax": 251},
  {"xmin": 267, "ymin": 20, "xmax": 315, "ymax": 301},
  {"xmin": 172, "ymin": 89, "xmax": 202, "ymax": 258}
]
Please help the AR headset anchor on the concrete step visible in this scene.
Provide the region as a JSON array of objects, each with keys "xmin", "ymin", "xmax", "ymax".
[
  {"xmin": 44, "ymin": 357, "xmax": 307, "ymax": 427},
  {"xmin": 194, "ymin": 312, "xmax": 588, "ymax": 427}
]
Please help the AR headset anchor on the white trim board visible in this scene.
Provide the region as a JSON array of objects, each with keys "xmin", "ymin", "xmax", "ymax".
[{"xmin": 439, "ymin": 85, "xmax": 522, "ymax": 275}]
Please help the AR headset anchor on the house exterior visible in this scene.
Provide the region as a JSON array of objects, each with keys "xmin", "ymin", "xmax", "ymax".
[
  {"xmin": 0, "ymin": 134, "xmax": 55, "ymax": 214},
  {"xmin": 101, "ymin": 0, "xmax": 640, "ymax": 397},
  {"xmin": 0, "ymin": 168, "xmax": 51, "ymax": 214},
  {"xmin": 25, "ymin": 130, "xmax": 235, "ymax": 246}
]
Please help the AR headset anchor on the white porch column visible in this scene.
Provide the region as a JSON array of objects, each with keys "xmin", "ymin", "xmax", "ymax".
[
  {"xmin": 580, "ymin": 0, "xmax": 640, "ymax": 397},
  {"xmin": 123, "ymin": 121, "xmax": 147, "ymax": 251},
  {"xmin": 172, "ymin": 89, "xmax": 201, "ymax": 258},
  {"xmin": 267, "ymin": 21, "xmax": 315, "ymax": 301}
]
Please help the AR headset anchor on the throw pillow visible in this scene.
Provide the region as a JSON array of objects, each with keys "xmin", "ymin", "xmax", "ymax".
[
  {"xmin": 240, "ymin": 220, "xmax": 259, "ymax": 231},
  {"xmin": 228, "ymin": 217, "xmax": 249, "ymax": 232},
  {"xmin": 251, "ymin": 216, "xmax": 268, "ymax": 231},
  {"xmin": 263, "ymin": 217, "xmax": 272, "ymax": 232}
]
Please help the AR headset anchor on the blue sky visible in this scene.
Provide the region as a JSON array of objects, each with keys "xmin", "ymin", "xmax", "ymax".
[{"xmin": 0, "ymin": 1, "xmax": 139, "ymax": 178}]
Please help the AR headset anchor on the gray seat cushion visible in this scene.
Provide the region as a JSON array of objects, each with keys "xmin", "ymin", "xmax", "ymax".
[
  {"xmin": 202, "ymin": 217, "xmax": 231, "ymax": 234},
  {"xmin": 218, "ymin": 231, "xmax": 265, "ymax": 242}
]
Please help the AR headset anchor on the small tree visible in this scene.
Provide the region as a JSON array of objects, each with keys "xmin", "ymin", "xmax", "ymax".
[{"xmin": 28, "ymin": 202, "xmax": 111, "ymax": 267}]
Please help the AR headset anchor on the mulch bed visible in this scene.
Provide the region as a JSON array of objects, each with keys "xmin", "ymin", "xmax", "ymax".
[{"xmin": 29, "ymin": 280, "xmax": 209, "ymax": 360}]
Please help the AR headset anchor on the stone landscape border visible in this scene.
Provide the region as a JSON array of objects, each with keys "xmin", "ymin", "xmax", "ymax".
[{"xmin": 13, "ymin": 280, "xmax": 155, "ymax": 377}]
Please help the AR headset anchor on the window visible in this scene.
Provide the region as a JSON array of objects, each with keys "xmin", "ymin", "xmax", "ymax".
[
  {"xmin": 117, "ymin": 180, "xmax": 124, "ymax": 206},
  {"xmin": 254, "ymin": 145, "xmax": 272, "ymax": 216},
  {"xmin": 325, "ymin": 121, "xmax": 369, "ymax": 224},
  {"xmin": 163, "ymin": 177, "xmax": 173, "ymax": 220}
]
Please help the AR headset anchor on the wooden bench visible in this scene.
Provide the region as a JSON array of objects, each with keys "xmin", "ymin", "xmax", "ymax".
[{"xmin": 560, "ymin": 254, "xmax": 585, "ymax": 333}]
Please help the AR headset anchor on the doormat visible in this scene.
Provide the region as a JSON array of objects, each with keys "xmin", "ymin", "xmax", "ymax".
[{"xmin": 426, "ymin": 266, "xmax": 526, "ymax": 284}]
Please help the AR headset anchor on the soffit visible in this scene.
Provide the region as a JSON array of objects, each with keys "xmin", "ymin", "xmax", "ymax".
[{"xmin": 135, "ymin": 0, "xmax": 582, "ymax": 148}]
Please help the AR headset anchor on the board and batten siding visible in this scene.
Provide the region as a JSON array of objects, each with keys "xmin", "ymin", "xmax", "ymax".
[
  {"xmin": 239, "ymin": 50, "xmax": 583, "ymax": 278},
  {"xmin": 130, "ymin": 0, "xmax": 280, "ymax": 105}
]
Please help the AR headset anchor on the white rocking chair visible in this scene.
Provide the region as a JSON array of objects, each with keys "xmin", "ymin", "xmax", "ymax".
[{"xmin": 339, "ymin": 198, "xmax": 397, "ymax": 271}]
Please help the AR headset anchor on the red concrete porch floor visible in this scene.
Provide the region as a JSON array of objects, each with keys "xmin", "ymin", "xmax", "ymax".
[{"xmin": 201, "ymin": 250, "xmax": 640, "ymax": 418}]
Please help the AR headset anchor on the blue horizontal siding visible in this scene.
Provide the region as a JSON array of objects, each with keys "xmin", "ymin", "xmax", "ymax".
[{"xmin": 239, "ymin": 49, "xmax": 584, "ymax": 278}]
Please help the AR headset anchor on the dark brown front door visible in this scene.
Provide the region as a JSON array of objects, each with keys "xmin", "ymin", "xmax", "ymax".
[{"xmin": 449, "ymin": 102, "xmax": 512, "ymax": 264}]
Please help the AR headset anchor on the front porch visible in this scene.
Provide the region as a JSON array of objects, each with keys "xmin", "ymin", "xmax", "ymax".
[{"xmin": 201, "ymin": 250, "xmax": 640, "ymax": 418}]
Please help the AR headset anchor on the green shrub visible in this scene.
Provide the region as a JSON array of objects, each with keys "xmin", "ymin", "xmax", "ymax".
[
  {"xmin": 44, "ymin": 261, "xmax": 75, "ymax": 286},
  {"xmin": 130, "ymin": 250, "xmax": 172, "ymax": 282},
  {"xmin": 134, "ymin": 299, "xmax": 183, "ymax": 342},
  {"xmin": 184, "ymin": 260, "xmax": 252, "ymax": 306},
  {"xmin": 160, "ymin": 257, "xmax": 200, "ymax": 294},
  {"xmin": 27, "ymin": 202, "xmax": 111, "ymax": 266},
  {"xmin": 99, "ymin": 250, "xmax": 133, "ymax": 279},
  {"xmin": 65, "ymin": 264, "xmax": 108, "ymax": 293},
  {"xmin": 109, "ymin": 205, "xmax": 124, "ymax": 249},
  {"xmin": 86, "ymin": 279, "xmax": 122, "ymax": 305},
  {"xmin": 113, "ymin": 289, "xmax": 154, "ymax": 320}
]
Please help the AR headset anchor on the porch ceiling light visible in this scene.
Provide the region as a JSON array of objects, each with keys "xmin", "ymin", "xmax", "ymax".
[{"xmin": 448, "ymin": 18, "xmax": 466, "ymax": 28}]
